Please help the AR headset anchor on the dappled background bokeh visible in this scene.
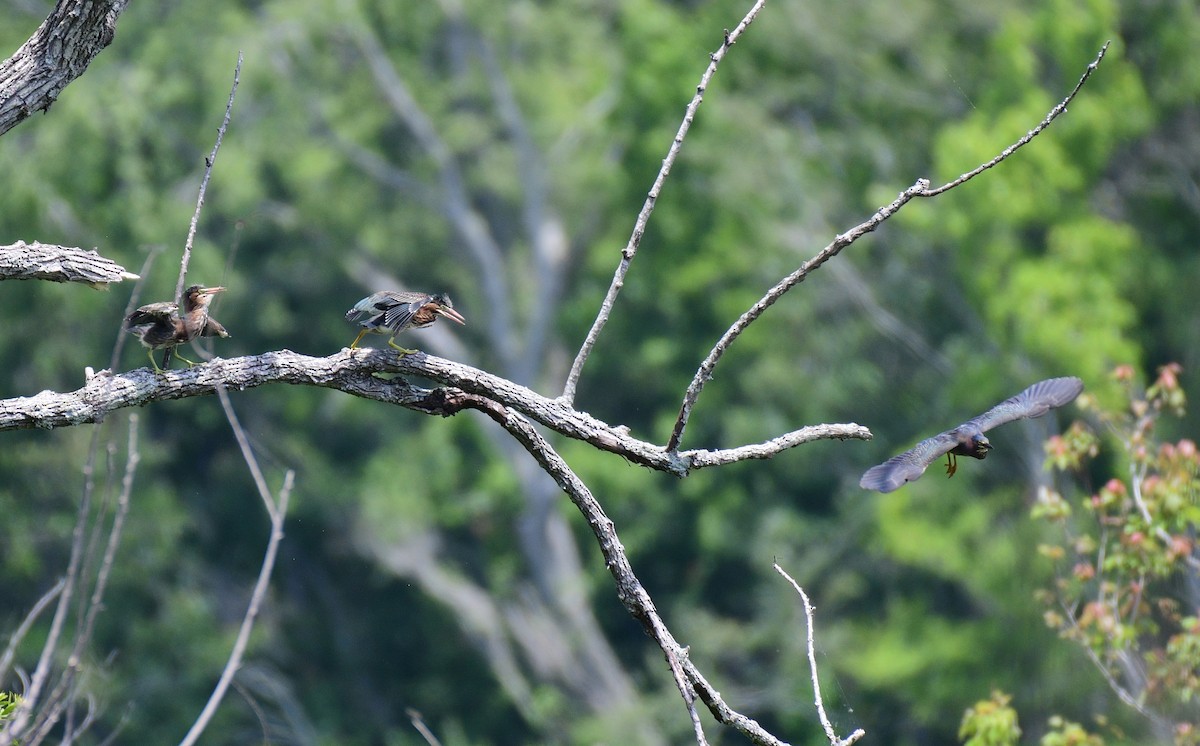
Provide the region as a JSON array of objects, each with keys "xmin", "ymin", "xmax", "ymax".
[{"xmin": 1, "ymin": 0, "xmax": 1197, "ymax": 743}]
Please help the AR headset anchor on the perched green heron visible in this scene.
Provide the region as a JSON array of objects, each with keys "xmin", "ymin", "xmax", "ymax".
[
  {"xmin": 124, "ymin": 285, "xmax": 229, "ymax": 372},
  {"xmin": 345, "ymin": 291, "xmax": 466, "ymax": 354}
]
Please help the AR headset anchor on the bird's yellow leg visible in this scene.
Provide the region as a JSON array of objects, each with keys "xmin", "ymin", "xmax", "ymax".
[
  {"xmin": 945, "ymin": 452, "xmax": 958, "ymax": 478},
  {"xmin": 350, "ymin": 329, "xmax": 369, "ymax": 349},
  {"xmin": 387, "ymin": 337, "xmax": 416, "ymax": 355},
  {"xmin": 148, "ymin": 349, "xmax": 164, "ymax": 374},
  {"xmin": 176, "ymin": 352, "xmax": 199, "ymax": 367}
]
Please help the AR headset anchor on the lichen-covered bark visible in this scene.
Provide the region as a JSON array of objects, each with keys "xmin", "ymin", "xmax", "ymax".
[{"xmin": 0, "ymin": 0, "xmax": 130, "ymax": 137}]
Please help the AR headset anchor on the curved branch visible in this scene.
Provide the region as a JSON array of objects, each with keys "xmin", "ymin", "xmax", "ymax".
[
  {"xmin": 0, "ymin": 242, "xmax": 138, "ymax": 286},
  {"xmin": 480, "ymin": 404, "xmax": 788, "ymax": 745},
  {"xmin": 665, "ymin": 41, "xmax": 1111, "ymax": 452},
  {"xmin": 560, "ymin": 0, "xmax": 768, "ymax": 405},
  {"xmin": 666, "ymin": 179, "xmax": 930, "ymax": 451},
  {"xmin": 0, "ymin": 0, "xmax": 129, "ymax": 137},
  {"xmin": 0, "ymin": 350, "xmax": 869, "ymax": 476}
]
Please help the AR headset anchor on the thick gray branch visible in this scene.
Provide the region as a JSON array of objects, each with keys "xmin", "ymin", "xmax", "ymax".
[
  {"xmin": 0, "ymin": 0, "xmax": 129, "ymax": 137},
  {"xmin": 0, "ymin": 241, "xmax": 138, "ymax": 286},
  {"xmin": 0, "ymin": 349, "xmax": 869, "ymax": 476}
]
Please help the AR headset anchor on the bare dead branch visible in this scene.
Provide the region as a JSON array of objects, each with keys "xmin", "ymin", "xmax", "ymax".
[
  {"xmin": 406, "ymin": 708, "xmax": 444, "ymax": 746},
  {"xmin": 666, "ymin": 42, "xmax": 1111, "ymax": 452},
  {"xmin": 0, "ymin": 0, "xmax": 129, "ymax": 138},
  {"xmin": 666, "ymin": 178, "xmax": 930, "ymax": 451},
  {"xmin": 179, "ymin": 464, "xmax": 293, "ymax": 746},
  {"xmin": 0, "ymin": 428, "xmax": 100, "ymax": 745},
  {"xmin": 774, "ymin": 564, "xmax": 865, "ymax": 746},
  {"xmin": 173, "ymin": 52, "xmax": 241, "ymax": 306},
  {"xmin": 0, "ymin": 350, "xmax": 868, "ymax": 477},
  {"xmin": 0, "ymin": 579, "xmax": 64, "ymax": 683},
  {"xmin": 0, "ymin": 242, "xmax": 139, "ymax": 286},
  {"xmin": 560, "ymin": 0, "xmax": 768, "ymax": 405},
  {"xmin": 923, "ymin": 42, "xmax": 1110, "ymax": 196},
  {"xmin": 687, "ymin": 425, "xmax": 871, "ymax": 470},
  {"xmin": 0, "ymin": 254, "xmax": 159, "ymax": 745},
  {"xmin": 50, "ymin": 415, "xmax": 139, "ymax": 743},
  {"xmin": 473, "ymin": 403, "xmax": 788, "ymax": 744}
]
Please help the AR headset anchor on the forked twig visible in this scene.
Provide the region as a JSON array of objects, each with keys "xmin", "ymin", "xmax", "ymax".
[
  {"xmin": 774, "ymin": 564, "xmax": 865, "ymax": 746},
  {"xmin": 178, "ymin": 385, "xmax": 294, "ymax": 746},
  {"xmin": 665, "ymin": 42, "xmax": 1111, "ymax": 452},
  {"xmin": 665, "ymin": 179, "xmax": 928, "ymax": 451},
  {"xmin": 560, "ymin": 0, "xmax": 768, "ymax": 405}
]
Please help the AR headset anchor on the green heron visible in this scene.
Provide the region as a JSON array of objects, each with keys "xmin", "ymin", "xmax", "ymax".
[
  {"xmin": 345, "ymin": 291, "xmax": 466, "ymax": 354},
  {"xmin": 859, "ymin": 376, "xmax": 1083, "ymax": 493},
  {"xmin": 124, "ymin": 285, "xmax": 229, "ymax": 372}
]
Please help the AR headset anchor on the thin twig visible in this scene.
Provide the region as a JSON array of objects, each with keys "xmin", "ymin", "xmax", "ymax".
[
  {"xmin": 1057, "ymin": 600, "xmax": 1155, "ymax": 719},
  {"xmin": 923, "ymin": 42, "xmax": 1109, "ymax": 197},
  {"xmin": 666, "ymin": 42, "xmax": 1111, "ymax": 452},
  {"xmin": 178, "ymin": 381, "xmax": 293, "ymax": 746},
  {"xmin": 0, "ymin": 580, "xmax": 65, "ymax": 682},
  {"xmin": 406, "ymin": 708, "xmax": 444, "ymax": 746},
  {"xmin": 215, "ymin": 385, "xmax": 277, "ymax": 519},
  {"xmin": 666, "ymin": 179, "xmax": 929, "ymax": 451},
  {"xmin": 560, "ymin": 0, "xmax": 769, "ymax": 405},
  {"xmin": 76, "ymin": 416, "xmax": 139, "ymax": 664},
  {"xmin": 173, "ymin": 52, "xmax": 242, "ymax": 306},
  {"xmin": 0, "ymin": 398, "xmax": 110, "ymax": 745},
  {"xmin": 178, "ymin": 450, "xmax": 293, "ymax": 746},
  {"xmin": 34, "ymin": 416, "xmax": 140, "ymax": 743},
  {"xmin": 774, "ymin": 564, "xmax": 865, "ymax": 746}
]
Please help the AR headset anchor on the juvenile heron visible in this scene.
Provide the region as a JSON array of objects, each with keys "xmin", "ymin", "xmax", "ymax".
[
  {"xmin": 859, "ymin": 377, "xmax": 1084, "ymax": 493},
  {"xmin": 124, "ymin": 285, "xmax": 229, "ymax": 372},
  {"xmin": 345, "ymin": 291, "xmax": 466, "ymax": 354}
]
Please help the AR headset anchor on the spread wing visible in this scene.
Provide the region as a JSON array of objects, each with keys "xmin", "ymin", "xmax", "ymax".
[
  {"xmin": 858, "ymin": 430, "xmax": 960, "ymax": 493},
  {"xmin": 345, "ymin": 291, "xmax": 428, "ymax": 326},
  {"xmin": 859, "ymin": 376, "xmax": 1084, "ymax": 493},
  {"xmin": 961, "ymin": 377, "xmax": 1083, "ymax": 434},
  {"xmin": 124, "ymin": 301, "xmax": 178, "ymax": 328},
  {"xmin": 382, "ymin": 297, "xmax": 426, "ymax": 329}
]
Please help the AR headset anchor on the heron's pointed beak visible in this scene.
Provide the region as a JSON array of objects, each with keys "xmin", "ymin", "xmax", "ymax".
[
  {"xmin": 200, "ymin": 286, "xmax": 227, "ymax": 295},
  {"xmin": 436, "ymin": 306, "xmax": 467, "ymax": 325}
]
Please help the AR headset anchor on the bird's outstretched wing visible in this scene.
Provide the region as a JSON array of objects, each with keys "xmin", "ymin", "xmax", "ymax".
[
  {"xmin": 962, "ymin": 376, "xmax": 1084, "ymax": 434},
  {"xmin": 858, "ymin": 430, "xmax": 960, "ymax": 493},
  {"xmin": 346, "ymin": 291, "xmax": 429, "ymax": 326},
  {"xmin": 124, "ymin": 301, "xmax": 178, "ymax": 327},
  {"xmin": 382, "ymin": 297, "xmax": 426, "ymax": 330},
  {"xmin": 859, "ymin": 376, "xmax": 1084, "ymax": 493}
]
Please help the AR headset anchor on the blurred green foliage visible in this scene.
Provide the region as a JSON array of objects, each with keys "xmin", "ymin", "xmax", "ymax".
[{"xmin": 0, "ymin": 0, "xmax": 1197, "ymax": 743}]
